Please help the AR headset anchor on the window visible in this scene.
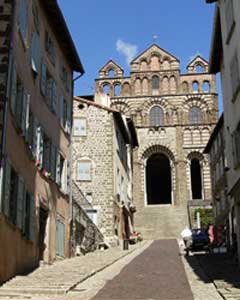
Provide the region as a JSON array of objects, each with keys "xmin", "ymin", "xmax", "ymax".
[
  {"xmin": 189, "ymin": 106, "xmax": 202, "ymax": 124},
  {"xmin": 203, "ymin": 81, "xmax": 211, "ymax": 92},
  {"xmin": 225, "ymin": 0, "xmax": 235, "ymax": 44},
  {"xmin": 73, "ymin": 118, "xmax": 87, "ymax": 136},
  {"xmin": 42, "ymin": 133, "xmax": 51, "ymax": 172},
  {"xmin": 60, "ymin": 65, "xmax": 71, "ymax": 92},
  {"xmin": 149, "ymin": 106, "xmax": 164, "ymax": 126},
  {"xmin": 233, "ymin": 123, "xmax": 240, "ymax": 168},
  {"xmin": 114, "ymin": 84, "xmax": 121, "ymax": 96},
  {"xmin": 19, "ymin": 0, "xmax": 27, "ymax": 41},
  {"xmin": 31, "ymin": 31, "xmax": 40, "ymax": 73},
  {"xmin": 45, "ymin": 31, "xmax": 56, "ymax": 65},
  {"xmin": 32, "ymin": 0, "xmax": 40, "ymax": 32},
  {"xmin": 10, "ymin": 73, "xmax": 30, "ymax": 138},
  {"xmin": 192, "ymin": 81, "xmax": 199, "ymax": 92},
  {"xmin": 152, "ymin": 75, "xmax": 159, "ymax": 90},
  {"xmin": 78, "ymin": 161, "xmax": 91, "ymax": 181},
  {"xmin": 40, "ymin": 63, "xmax": 57, "ymax": 113},
  {"xmin": 59, "ymin": 96, "xmax": 71, "ymax": 134},
  {"xmin": 230, "ymin": 53, "xmax": 240, "ymax": 101},
  {"xmin": 2, "ymin": 160, "xmax": 36, "ymax": 240}
]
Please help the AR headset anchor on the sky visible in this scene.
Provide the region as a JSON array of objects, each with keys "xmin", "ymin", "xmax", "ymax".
[{"xmin": 58, "ymin": 0, "xmax": 222, "ymax": 112}]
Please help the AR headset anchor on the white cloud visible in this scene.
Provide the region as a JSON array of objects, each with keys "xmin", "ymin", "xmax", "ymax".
[{"xmin": 116, "ymin": 39, "xmax": 138, "ymax": 65}]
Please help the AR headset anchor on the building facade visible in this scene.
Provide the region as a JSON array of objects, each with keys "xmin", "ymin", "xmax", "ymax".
[
  {"xmin": 207, "ymin": 0, "xmax": 240, "ymax": 258},
  {"xmin": 72, "ymin": 96, "xmax": 138, "ymax": 246},
  {"xmin": 95, "ymin": 44, "xmax": 218, "ymax": 239},
  {"xmin": 204, "ymin": 114, "xmax": 233, "ymax": 247},
  {"xmin": 0, "ymin": 0, "xmax": 84, "ymax": 283}
]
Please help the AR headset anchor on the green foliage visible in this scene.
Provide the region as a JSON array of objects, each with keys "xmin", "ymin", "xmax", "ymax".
[{"xmin": 194, "ymin": 208, "xmax": 213, "ymax": 228}]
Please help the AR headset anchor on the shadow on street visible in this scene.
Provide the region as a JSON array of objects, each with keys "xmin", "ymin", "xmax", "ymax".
[{"xmin": 185, "ymin": 252, "xmax": 240, "ymax": 289}]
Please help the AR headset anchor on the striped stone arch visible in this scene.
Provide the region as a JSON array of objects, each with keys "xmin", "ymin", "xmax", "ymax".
[
  {"xmin": 183, "ymin": 95, "xmax": 210, "ymax": 112},
  {"xmin": 140, "ymin": 143, "xmax": 176, "ymax": 162},
  {"xmin": 186, "ymin": 150, "xmax": 204, "ymax": 161},
  {"xmin": 142, "ymin": 97, "xmax": 171, "ymax": 114},
  {"xmin": 139, "ymin": 143, "xmax": 177, "ymax": 195},
  {"xmin": 111, "ymin": 99, "xmax": 132, "ymax": 114}
]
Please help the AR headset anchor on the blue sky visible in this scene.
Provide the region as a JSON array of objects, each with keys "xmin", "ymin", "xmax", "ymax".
[{"xmin": 58, "ymin": 0, "xmax": 222, "ymax": 112}]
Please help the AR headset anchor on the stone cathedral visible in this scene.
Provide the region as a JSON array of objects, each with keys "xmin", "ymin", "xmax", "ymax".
[{"xmin": 95, "ymin": 44, "xmax": 218, "ymax": 239}]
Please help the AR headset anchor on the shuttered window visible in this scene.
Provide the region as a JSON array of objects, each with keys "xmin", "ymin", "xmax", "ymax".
[
  {"xmin": 56, "ymin": 218, "xmax": 65, "ymax": 257},
  {"xmin": 2, "ymin": 160, "xmax": 11, "ymax": 217},
  {"xmin": 230, "ymin": 53, "xmax": 240, "ymax": 101},
  {"xmin": 225, "ymin": 0, "xmax": 235, "ymax": 43},
  {"xmin": 233, "ymin": 123, "xmax": 240, "ymax": 168},
  {"xmin": 31, "ymin": 31, "xmax": 40, "ymax": 73},
  {"xmin": 73, "ymin": 119, "xmax": 87, "ymax": 136},
  {"xmin": 78, "ymin": 161, "xmax": 91, "ymax": 181},
  {"xmin": 10, "ymin": 64, "xmax": 17, "ymax": 114},
  {"xmin": 16, "ymin": 176, "xmax": 25, "ymax": 229},
  {"xmin": 19, "ymin": 0, "xmax": 27, "ymax": 41},
  {"xmin": 40, "ymin": 63, "xmax": 47, "ymax": 96}
]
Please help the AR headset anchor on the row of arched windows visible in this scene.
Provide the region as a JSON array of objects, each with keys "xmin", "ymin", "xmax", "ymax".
[
  {"xmin": 101, "ymin": 78, "xmax": 211, "ymax": 97},
  {"xmin": 149, "ymin": 105, "xmax": 203, "ymax": 127}
]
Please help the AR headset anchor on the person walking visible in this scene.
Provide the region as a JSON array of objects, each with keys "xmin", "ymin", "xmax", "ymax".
[{"xmin": 181, "ymin": 227, "xmax": 192, "ymax": 256}]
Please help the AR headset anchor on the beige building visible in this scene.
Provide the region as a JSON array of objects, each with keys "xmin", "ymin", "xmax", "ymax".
[
  {"xmin": 204, "ymin": 114, "xmax": 232, "ymax": 246},
  {"xmin": 207, "ymin": 0, "xmax": 240, "ymax": 256},
  {"xmin": 72, "ymin": 96, "xmax": 138, "ymax": 246},
  {"xmin": 95, "ymin": 44, "xmax": 218, "ymax": 239},
  {"xmin": 0, "ymin": 0, "xmax": 84, "ymax": 283}
]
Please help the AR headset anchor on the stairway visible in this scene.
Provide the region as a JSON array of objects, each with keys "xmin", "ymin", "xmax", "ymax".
[
  {"xmin": 135, "ymin": 205, "xmax": 188, "ymax": 239},
  {"xmin": 0, "ymin": 247, "xmax": 137, "ymax": 297}
]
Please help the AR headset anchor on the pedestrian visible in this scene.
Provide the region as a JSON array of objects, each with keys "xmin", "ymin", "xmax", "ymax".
[{"xmin": 181, "ymin": 226, "xmax": 192, "ymax": 255}]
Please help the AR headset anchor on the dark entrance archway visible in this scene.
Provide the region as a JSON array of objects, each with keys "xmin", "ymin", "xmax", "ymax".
[
  {"xmin": 146, "ymin": 153, "xmax": 172, "ymax": 205},
  {"xmin": 191, "ymin": 159, "xmax": 202, "ymax": 199}
]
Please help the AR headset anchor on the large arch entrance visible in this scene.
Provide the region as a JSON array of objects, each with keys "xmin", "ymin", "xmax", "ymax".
[{"xmin": 146, "ymin": 153, "xmax": 172, "ymax": 205}]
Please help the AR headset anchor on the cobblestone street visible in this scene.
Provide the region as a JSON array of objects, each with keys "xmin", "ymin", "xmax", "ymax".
[{"xmin": 1, "ymin": 240, "xmax": 237, "ymax": 300}]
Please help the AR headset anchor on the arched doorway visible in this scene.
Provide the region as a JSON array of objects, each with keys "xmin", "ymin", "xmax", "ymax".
[
  {"xmin": 146, "ymin": 153, "xmax": 172, "ymax": 205},
  {"xmin": 191, "ymin": 159, "xmax": 202, "ymax": 199}
]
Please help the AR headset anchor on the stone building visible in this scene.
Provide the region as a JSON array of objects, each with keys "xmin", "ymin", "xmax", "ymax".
[
  {"xmin": 0, "ymin": 0, "xmax": 84, "ymax": 283},
  {"xmin": 72, "ymin": 96, "xmax": 138, "ymax": 246},
  {"xmin": 206, "ymin": 0, "xmax": 240, "ymax": 258},
  {"xmin": 95, "ymin": 44, "xmax": 218, "ymax": 239},
  {"xmin": 204, "ymin": 114, "xmax": 232, "ymax": 246}
]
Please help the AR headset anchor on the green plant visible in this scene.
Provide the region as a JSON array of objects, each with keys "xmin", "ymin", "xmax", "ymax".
[{"xmin": 194, "ymin": 208, "xmax": 213, "ymax": 228}]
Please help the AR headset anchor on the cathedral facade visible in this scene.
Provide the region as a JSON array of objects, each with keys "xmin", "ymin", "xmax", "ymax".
[{"xmin": 95, "ymin": 44, "xmax": 218, "ymax": 239}]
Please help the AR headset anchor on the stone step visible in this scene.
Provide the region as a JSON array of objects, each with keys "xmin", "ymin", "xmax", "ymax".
[{"xmin": 0, "ymin": 287, "xmax": 66, "ymax": 295}]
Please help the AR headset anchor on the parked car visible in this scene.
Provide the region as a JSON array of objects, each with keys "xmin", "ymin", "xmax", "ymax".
[{"xmin": 189, "ymin": 229, "xmax": 210, "ymax": 252}]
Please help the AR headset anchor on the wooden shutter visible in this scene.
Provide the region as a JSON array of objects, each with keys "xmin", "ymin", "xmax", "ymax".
[
  {"xmin": 16, "ymin": 176, "xmax": 25, "ymax": 229},
  {"xmin": 40, "ymin": 63, "xmax": 47, "ymax": 96},
  {"xmin": 37, "ymin": 126, "xmax": 43, "ymax": 165},
  {"xmin": 31, "ymin": 31, "xmax": 40, "ymax": 73},
  {"xmin": 66, "ymin": 101, "xmax": 72, "ymax": 134},
  {"xmin": 21, "ymin": 92, "xmax": 30, "ymax": 138},
  {"xmin": 66, "ymin": 160, "xmax": 70, "ymax": 195},
  {"xmin": 56, "ymin": 152, "xmax": 61, "ymax": 185},
  {"xmin": 56, "ymin": 219, "xmax": 65, "ymax": 257},
  {"xmin": 19, "ymin": 0, "xmax": 27, "ymax": 40},
  {"xmin": 50, "ymin": 144, "xmax": 56, "ymax": 180},
  {"xmin": 32, "ymin": 117, "xmax": 38, "ymax": 157},
  {"xmin": 3, "ymin": 160, "xmax": 11, "ymax": 217},
  {"xmin": 29, "ymin": 195, "xmax": 36, "ymax": 241},
  {"xmin": 60, "ymin": 96, "xmax": 64, "ymax": 126},
  {"xmin": 10, "ymin": 64, "xmax": 17, "ymax": 114},
  {"xmin": 51, "ymin": 80, "xmax": 57, "ymax": 113}
]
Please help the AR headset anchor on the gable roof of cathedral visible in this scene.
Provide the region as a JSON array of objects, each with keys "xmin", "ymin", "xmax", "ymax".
[
  {"xmin": 99, "ymin": 59, "xmax": 124, "ymax": 73},
  {"xmin": 187, "ymin": 55, "xmax": 209, "ymax": 68},
  {"xmin": 130, "ymin": 43, "xmax": 180, "ymax": 64}
]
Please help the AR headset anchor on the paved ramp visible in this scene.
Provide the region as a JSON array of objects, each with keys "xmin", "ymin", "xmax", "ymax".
[{"xmin": 92, "ymin": 239, "xmax": 194, "ymax": 300}]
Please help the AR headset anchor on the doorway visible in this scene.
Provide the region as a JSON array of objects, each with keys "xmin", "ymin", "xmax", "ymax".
[
  {"xmin": 146, "ymin": 153, "xmax": 172, "ymax": 205},
  {"xmin": 39, "ymin": 207, "xmax": 48, "ymax": 261},
  {"xmin": 191, "ymin": 159, "xmax": 202, "ymax": 199}
]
